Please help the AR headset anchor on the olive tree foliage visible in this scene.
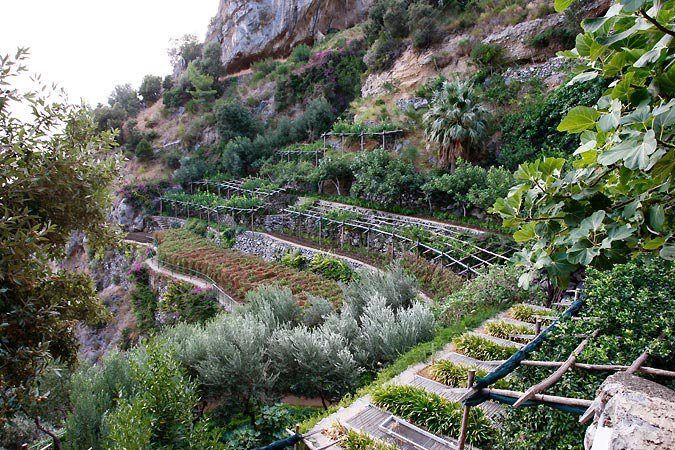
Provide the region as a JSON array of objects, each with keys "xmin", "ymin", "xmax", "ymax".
[
  {"xmin": 342, "ymin": 264, "xmax": 419, "ymax": 319},
  {"xmin": 353, "ymin": 296, "xmax": 435, "ymax": 368},
  {"xmin": 268, "ymin": 326, "xmax": 361, "ymax": 408},
  {"xmin": 171, "ymin": 314, "xmax": 277, "ymax": 426},
  {"xmin": 493, "ymin": 0, "xmax": 674, "ymax": 288},
  {"xmin": 0, "ymin": 49, "xmax": 119, "ymax": 421}
]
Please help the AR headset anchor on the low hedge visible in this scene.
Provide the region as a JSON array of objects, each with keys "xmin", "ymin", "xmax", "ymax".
[
  {"xmin": 371, "ymin": 385, "xmax": 495, "ymax": 446},
  {"xmin": 452, "ymin": 333, "xmax": 518, "ymax": 361}
]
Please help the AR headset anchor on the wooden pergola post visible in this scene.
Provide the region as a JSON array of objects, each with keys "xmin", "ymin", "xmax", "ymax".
[{"xmin": 457, "ymin": 369, "xmax": 476, "ymax": 450}]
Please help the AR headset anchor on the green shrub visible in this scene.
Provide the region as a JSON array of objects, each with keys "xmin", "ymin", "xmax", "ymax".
[
  {"xmin": 529, "ymin": 27, "xmax": 577, "ymax": 49},
  {"xmin": 324, "ymin": 209, "xmax": 361, "ymax": 222},
  {"xmin": 484, "ymin": 321, "xmax": 532, "ymax": 340},
  {"xmin": 409, "ymin": 2, "xmax": 439, "ymax": 49},
  {"xmin": 159, "ymin": 282, "xmax": 220, "ymax": 325},
  {"xmin": 510, "ymin": 304, "xmax": 555, "ymax": 323},
  {"xmin": 290, "ymin": 44, "xmax": 312, "ymax": 62},
  {"xmin": 184, "ymin": 218, "xmax": 208, "ymax": 237},
  {"xmin": 280, "ymin": 250, "xmax": 309, "ymax": 270},
  {"xmin": 400, "ymin": 253, "xmax": 464, "ymax": 301},
  {"xmin": 470, "ymin": 43, "xmax": 506, "ymax": 71},
  {"xmin": 350, "ymin": 148, "xmax": 425, "ymax": 208},
  {"xmin": 371, "ymin": 385, "xmax": 495, "ymax": 446},
  {"xmin": 342, "ymin": 429, "xmax": 397, "ymax": 450},
  {"xmin": 103, "ymin": 340, "xmax": 220, "ymax": 449},
  {"xmin": 274, "ymin": 44, "xmax": 365, "ymax": 112},
  {"xmin": 438, "ymin": 264, "xmax": 543, "ymax": 324},
  {"xmin": 308, "ymin": 254, "xmax": 354, "ymax": 282},
  {"xmin": 213, "ymin": 99, "xmax": 260, "ymax": 142},
  {"xmin": 452, "ymin": 333, "xmax": 517, "ymax": 360},
  {"xmin": 496, "ymin": 78, "xmax": 607, "ymax": 169},
  {"xmin": 496, "ymin": 257, "xmax": 675, "ymax": 449},
  {"xmin": 65, "ymin": 351, "xmax": 134, "ymax": 450},
  {"xmin": 139, "ymin": 75, "xmax": 162, "ymax": 104},
  {"xmin": 383, "ymin": 0, "xmax": 409, "ymax": 38},
  {"xmin": 135, "ymin": 139, "xmax": 153, "ymax": 161},
  {"xmin": 429, "ymin": 359, "xmax": 510, "ymax": 388},
  {"xmin": 129, "ymin": 268, "xmax": 157, "ymax": 332},
  {"xmin": 364, "ymin": 33, "xmax": 404, "ymax": 72},
  {"xmin": 422, "ymin": 160, "xmax": 514, "ymax": 214}
]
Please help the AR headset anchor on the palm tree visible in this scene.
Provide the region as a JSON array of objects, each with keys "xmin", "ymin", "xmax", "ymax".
[{"xmin": 423, "ymin": 80, "xmax": 490, "ymax": 172}]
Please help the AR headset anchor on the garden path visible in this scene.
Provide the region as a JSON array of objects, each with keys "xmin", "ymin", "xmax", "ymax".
[{"xmin": 303, "ymin": 303, "xmax": 559, "ymax": 450}]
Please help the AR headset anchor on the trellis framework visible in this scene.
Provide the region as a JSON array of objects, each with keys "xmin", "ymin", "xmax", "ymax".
[
  {"xmin": 453, "ymin": 292, "xmax": 675, "ymax": 450},
  {"xmin": 283, "ymin": 202, "xmax": 516, "ymax": 276},
  {"xmin": 158, "ymin": 196, "xmax": 265, "ymax": 228},
  {"xmin": 190, "ymin": 178, "xmax": 287, "ymax": 199},
  {"xmin": 277, "ymin": 144, "xmax": 326, "ymax": 165},
  {"xmin": 322, "ymin": 129, "xmax": 404, "ymax": 151}
]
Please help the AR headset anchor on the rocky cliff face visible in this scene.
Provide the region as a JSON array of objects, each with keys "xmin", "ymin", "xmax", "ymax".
[{"xmin": 206, "ymin": 0, "xmax": 373, "ymax": 73}]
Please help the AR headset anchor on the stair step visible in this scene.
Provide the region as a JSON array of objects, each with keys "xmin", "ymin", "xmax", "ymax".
[{"xmin": 468, "ymin": 331, "xmax": 524, "ymax": 349}]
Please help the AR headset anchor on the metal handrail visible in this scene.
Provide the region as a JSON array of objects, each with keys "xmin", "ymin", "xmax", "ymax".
[{"xmin": 153, "ymin": 256, "xmax": 237, "ymax": 311}]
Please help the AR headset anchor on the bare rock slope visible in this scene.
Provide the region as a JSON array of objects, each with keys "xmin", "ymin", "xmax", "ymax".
[{"xmin": 206, "ymin": 0, "xmax": 373, "ymax": 72}]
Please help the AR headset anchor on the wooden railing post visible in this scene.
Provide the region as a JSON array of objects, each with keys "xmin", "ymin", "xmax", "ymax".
[{"xmin": 458, "ymin": 369, "xmax": 476, "ymax": 450}]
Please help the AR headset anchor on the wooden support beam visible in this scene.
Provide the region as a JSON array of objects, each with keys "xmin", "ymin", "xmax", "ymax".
[
  {"xmin": 626, "ymin": 349, "xmax": 650, "ymax": 374},
  {"xmin": 514, "ymin": 330, "xmax": 599, "ymax": 408},
  {"xmin": 457, "ymin": 369, "xmax": 476, "ymax": 450},
  {"xmin": 518, "ymin": 361, "xmax": 675, "ymax": 377},
  {"xmin": 484, "ymin": 388, "xmax": 593, "ymax": 408}
]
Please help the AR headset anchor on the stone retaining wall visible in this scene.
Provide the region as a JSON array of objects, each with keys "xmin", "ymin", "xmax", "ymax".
[{"xmin": 234, "ymin": 231, "xmax": 367, "ymax": 270}]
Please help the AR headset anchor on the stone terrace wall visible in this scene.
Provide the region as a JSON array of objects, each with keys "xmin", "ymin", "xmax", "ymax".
[{"xmin": 234, "ymin": 230, "xmax": 368, "ymax": 270}]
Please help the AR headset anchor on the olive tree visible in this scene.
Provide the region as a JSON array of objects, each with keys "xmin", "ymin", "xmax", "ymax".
[{"xmin": 268, "ymin": 327, "xmax": 361, "ymax": 408}]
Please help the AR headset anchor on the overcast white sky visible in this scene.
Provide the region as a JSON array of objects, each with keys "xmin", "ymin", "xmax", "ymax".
[{"xmin": 1, "ymin": 1, "xmax": 218, "ymax": 106}]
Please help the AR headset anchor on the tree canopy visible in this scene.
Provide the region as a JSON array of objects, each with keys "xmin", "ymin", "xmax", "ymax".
[
  {"xmin": 493, "ymin": 0, "xmax": 674, "ymax": 288},
  {"xmin": 0, "ymin": 49, "xmax": 120, "ymax": 420}
]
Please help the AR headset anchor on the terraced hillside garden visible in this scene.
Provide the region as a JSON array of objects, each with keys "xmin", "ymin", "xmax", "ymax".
[{"xmin": 156, "ymin": 228, "xmax": 343, "ymax": 304}]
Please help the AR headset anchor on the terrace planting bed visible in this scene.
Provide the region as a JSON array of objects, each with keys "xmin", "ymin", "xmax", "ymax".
[{"xmin": 156, "ymin": 229, "xmax": 343, "ymax": 304}]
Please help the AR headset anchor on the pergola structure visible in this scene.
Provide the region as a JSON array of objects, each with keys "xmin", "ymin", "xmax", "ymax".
[
  {"xmin": 283, "ymin": 202, "xmax": 515, "ymax": 277},
  {"xmin": 452, "ymin": 289, "xmax": 675, "ymax": 450},
  {"xmin": 190, "ymin": 178, "xmax": 287, "ymax": 199},
  {"xmin": 321, "ymin": 129, "xmax": 405, "ymax": 152},
  {"xmin": 277, "ymin": 144, "xmax": 326, "ymax": 165}
]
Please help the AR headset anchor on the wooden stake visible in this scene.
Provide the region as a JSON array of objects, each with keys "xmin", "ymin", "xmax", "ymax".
[
  {"xmin": 535, "ymin": 319, "xmax": 542, "ymax": 336},
  {"xmin": 457, "ymin": 369, "xmax": 476, "ymax": 450}
]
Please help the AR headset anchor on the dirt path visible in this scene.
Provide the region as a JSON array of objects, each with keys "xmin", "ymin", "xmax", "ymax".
[{"xmin": 144, "ymin": 258, "xmax": 213, "ymax": 290}]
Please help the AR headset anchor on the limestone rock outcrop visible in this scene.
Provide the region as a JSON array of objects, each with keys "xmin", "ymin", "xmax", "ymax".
[
  {"xmin": 206, "ymin": 0, "xmax": 373, "ymax": 73},
  {"xmin": 584, "ymin": 373, "xmax": 675, "ymax": 450}
]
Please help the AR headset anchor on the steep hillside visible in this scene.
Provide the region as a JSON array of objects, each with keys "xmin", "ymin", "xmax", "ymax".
[{"xmin": 205, "ymin": 0, "xmax": 374, "ymax": 73}]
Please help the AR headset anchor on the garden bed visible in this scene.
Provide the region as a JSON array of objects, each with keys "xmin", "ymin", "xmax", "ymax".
[{"xmin": 156, "ymin": 229, "xmax": 343, "ymax": 304}]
